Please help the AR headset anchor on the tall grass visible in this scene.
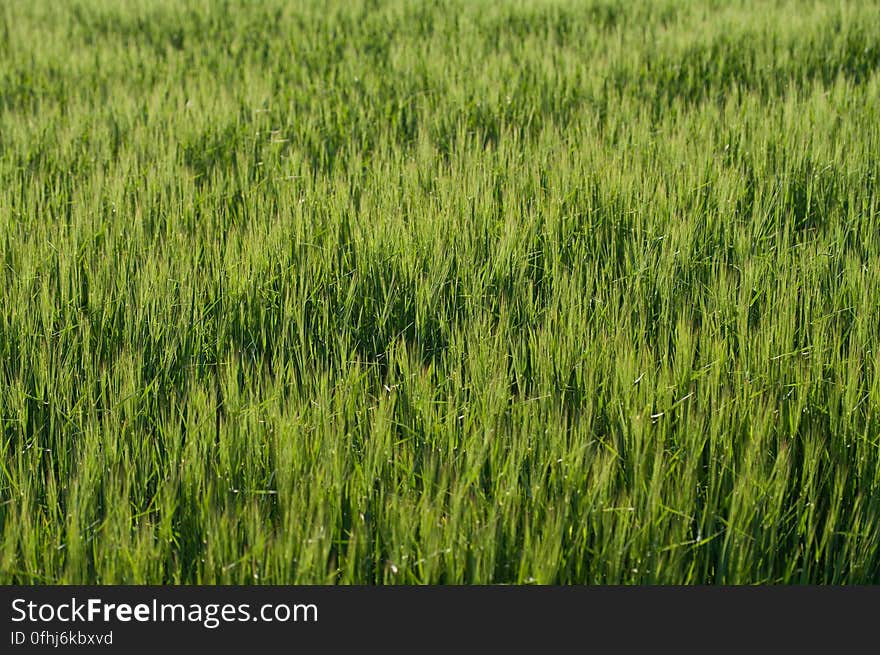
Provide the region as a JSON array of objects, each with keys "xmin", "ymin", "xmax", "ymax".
[{"xmin": 1, "ymin": 0, "xmax": 879, "ymax": 583}]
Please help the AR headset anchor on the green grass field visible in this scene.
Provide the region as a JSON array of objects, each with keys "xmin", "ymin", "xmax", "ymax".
[{"xmin": 2, "ymin": 0, "xmax": 880, "ymax": 584}]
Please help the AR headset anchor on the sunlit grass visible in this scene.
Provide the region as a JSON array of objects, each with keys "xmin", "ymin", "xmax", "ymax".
[{"xmin": 1, "ymin": 0, "xmax": 879, "ymax": 583}]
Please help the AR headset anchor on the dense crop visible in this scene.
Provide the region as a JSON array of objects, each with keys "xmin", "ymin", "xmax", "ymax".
[{"xmin": 1, "ymin": 0, "xmax": 879, "ymax": 583}]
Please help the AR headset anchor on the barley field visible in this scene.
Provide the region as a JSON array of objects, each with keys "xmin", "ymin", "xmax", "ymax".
[{"xmin": 1, "ymin": 0, "xmax": 880, "ymax": 584}]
